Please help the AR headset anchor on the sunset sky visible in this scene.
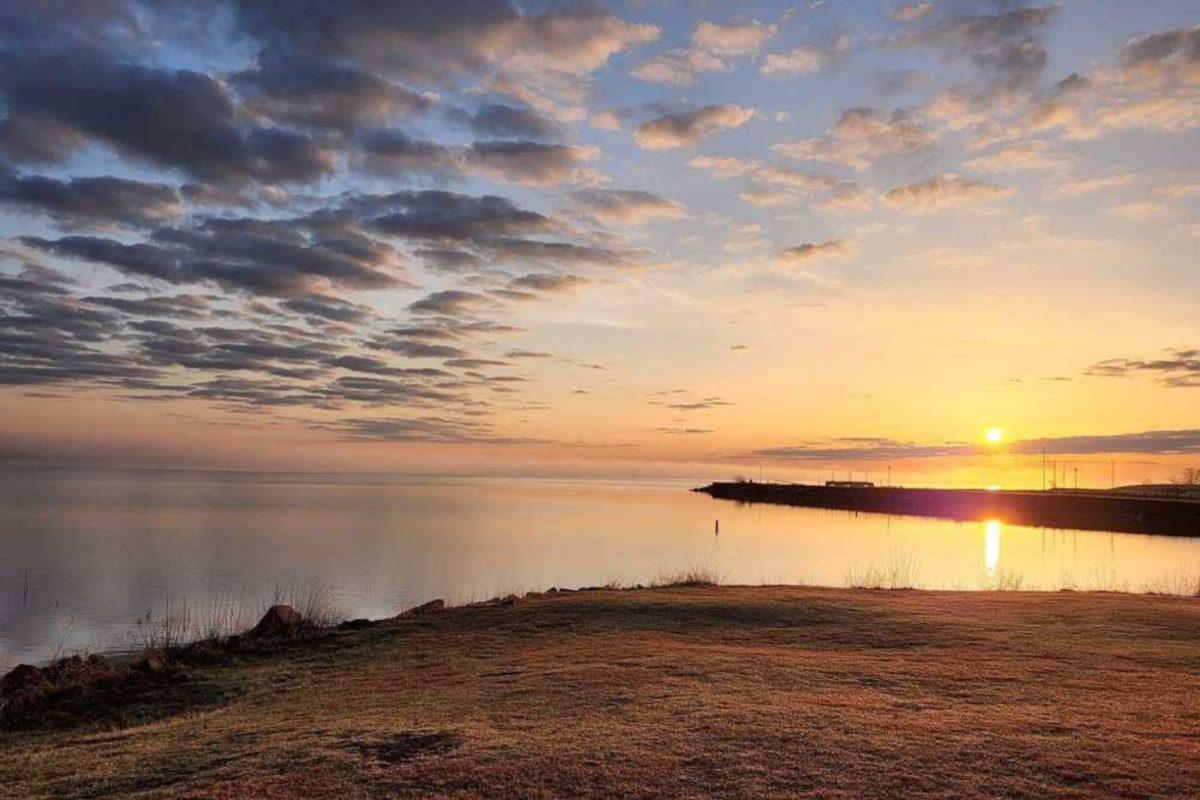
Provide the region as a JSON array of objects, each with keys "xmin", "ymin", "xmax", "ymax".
[{"xmin": 1, "ymin": 1, "xmax": 1197, "ymax": 484}]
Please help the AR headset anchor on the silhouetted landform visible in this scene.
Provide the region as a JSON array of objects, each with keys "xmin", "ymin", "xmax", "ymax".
[
  {"xmin": 4, "ymin": 586, "xmax": 1200, "ymax": 798},
  {"xmin": 696, "ymin": 481, "xmax": 1200, "ymax": 537}
]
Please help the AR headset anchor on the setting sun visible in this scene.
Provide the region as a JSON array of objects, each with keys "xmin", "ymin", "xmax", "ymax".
[{"xmin": 986, "ymin": 427, "xmax": 1004, "ymax": 444}]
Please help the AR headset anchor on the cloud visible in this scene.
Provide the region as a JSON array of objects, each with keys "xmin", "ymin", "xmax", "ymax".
[
  {"xmin": 463, "ymin": 141, "xmax": 598, "ymax": 186},
  {"xmin": 693, "ymin": 20, "xmax": 777, "ymax": 57},
  {"xmin": 633, "ymin": 105, "xmax": 755, "ymax": 150},
  {"xmin": 568, "ymin": 188, "xmax": 685, "ymax": 225},
  {"xmin": 688, "ymin": 156, "xmax": 838, "ymax": 191},
  {"xmin": 1082, "ymin": 97, "xmax": 1200, "ymax": 138},
  {"xmin": 590, "ymin": 108, "xmax": 625, "ymax": 131},
  {"xmin": 85, "ymin": 293, "xmax": 211, "ymax": 320},
  {"xmin": 1118, "ymin": 25, "xmax": 1200, "ymax": 87},
  {"xmin": 632, "ymin": 18, "xmax": 776, "ymax": 86},
  {"xmin": 888, "ymin": 5, "xmax": 1058, "ymax": 54},
  {"xmin": 887, "ymin": 4, "xmax": 1058, "ymax": 102},
  {"xmin": 0, "ymin": 170, "xmax": 182, "ymax": 229},
  {"xmin": 1107, "ymin": 201, "xmax": 1167, "ymax": 221},
  {"xmin": 481, "ymin": 238, "xmax": 644, "ymax": 270},
  {"xmin": 1087, "ymin": 349, "xmax": 1200, "ymax": 388},
  {"xmin": 408, "ymin": 290, "xmax": 495, "ymax": 315},
  {"xmin": 360, "ymin": 190, "xmax": 556, "ymax": 241},
  {"xmin": 233, "ymin": 1, "xmax": 659, "ymax": 85},
  {"xmin": 281, "ymin": 294, "xmax": 372, "ymax": 323},
  {"xmin": 773, "ymin": 107, "xmax": 934, "ymax": 169},
  {"xmin": 509, "ymin": 273, "xmax": 591, "ymax": 293},
  {"xmin": 652, "ymin": 395, "xmax": 733, "ymax": 411},
  {"xmin": 368, "ymin": 338, "xmax": 470, "ymax": 360},
  {"xmin": 22, "ymin": 216, "xmax": 407, "ymax": 297},
  {"xmin": 893, "ymin": 3, "xmax": 934, "ymax": 23},
  {"xmin": 738, "ymin": 187, "xmax": 794, "ymax": 208},
  {"xmin": 414, "ymin": 248, "xmax": 485, "ymax": 274},
  {"xmin": 777, "ymin": 240, "xmax": 854, "ymax": 266},
  {"xmin": 453, "ymin": 103, "xmax": 562, "ymax": 140},
  {"xmin": 328, "ymin": 415, "xmax": 545, "ymax": 444},
  {"xmin": 231, "ymin": 50, "xmax": 434, "ymax": 133},
  {"xmin": 357, "ymin": 130, "xmax": 460, "ymax": 175},
  {"xmin": 752, "ymin": 429, "xmax": 1200, "ymax": 460},
  {"xmin": 1155, "ymin": 183, "xmax": 1200, "ymax": 199},
  {"xmin": 882, "ymin": 174, "xmax": 1014, "ymax": 213},
  {"xmin": 631, "ymin": 48, "xmax": 730, "ymax": 87},
  {"xmin": 358, "ymin": 133, "xmax": 596, "ymax": 185},
  {"xmin": 1020, "ymin": 59, "xmax": 1200, "ymax": 142},
  {"xmin": 962, "ymin": 140, "xmax": 1071, "ymax": 173},
  {"xmin": 814, "ymin": 183, "xmax": 873, "ymax": 214},
  {"xmin": 0, "ymin": 50, "xmax": 335, "ymax": 186},
  {"xmin": 1043, "ymin": 173, "xmax": 1136, "ymax": 199},
  {"xmin": 688, "ymin": 155, "xmax": 844, "ymax": 209},
  {"xmin": 760, "ymin": 34, "xmax": 847, "ymax": 77}
]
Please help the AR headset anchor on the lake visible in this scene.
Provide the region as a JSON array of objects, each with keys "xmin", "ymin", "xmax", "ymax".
[{"xmin": 3, "ymin": 467, "xmax": 1200, "ymax": 664}]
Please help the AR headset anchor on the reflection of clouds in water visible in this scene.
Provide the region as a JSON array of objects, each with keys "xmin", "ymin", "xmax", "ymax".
[{"xmin": 984, "ymin": 519, "xmax": 1002, "ymax": 575}]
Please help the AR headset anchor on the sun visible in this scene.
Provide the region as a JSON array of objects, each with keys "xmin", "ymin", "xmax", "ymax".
[{"xmin": 986, "ymin": 427, "xmax": 1003, "ymax": 444}]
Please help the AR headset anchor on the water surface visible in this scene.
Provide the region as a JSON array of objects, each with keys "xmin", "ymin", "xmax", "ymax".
[{"xmin": 3, "ymin": 467, "xmax": 1199, "ymax": 664}]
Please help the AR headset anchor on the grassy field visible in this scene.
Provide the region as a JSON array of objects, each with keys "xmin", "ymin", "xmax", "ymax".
[{"xmin": 4, "ymin": 586, "xmax": 1200, "ymax": 799}]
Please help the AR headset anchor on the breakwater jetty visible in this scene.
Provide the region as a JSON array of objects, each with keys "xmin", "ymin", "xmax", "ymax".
[{"xmin": 695, "ymin": 482, "xmax": 1200, "ymax": 537}]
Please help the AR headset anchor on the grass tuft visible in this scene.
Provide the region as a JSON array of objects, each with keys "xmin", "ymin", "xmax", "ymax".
[
  {"xmin": 270, "ymin": 580, "xmax": 343, "ymax": 629},
  {"xmin": 844, "ymin": 552, "xmax": 920, "ymax": 589},
  {"xmin": 651, "ymin": 566, "xmax": 724, "ymax": 588}
]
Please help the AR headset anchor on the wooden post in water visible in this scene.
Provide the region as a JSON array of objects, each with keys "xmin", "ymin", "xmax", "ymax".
[{"xmin": 714, "ymin": 519, "xmax": 719, "ymax": 536}]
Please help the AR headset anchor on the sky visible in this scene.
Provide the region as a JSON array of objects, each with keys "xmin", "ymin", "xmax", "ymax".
[{"xmin": 0, "ymin": 0, "xmax": 1197, "ymax": 486}]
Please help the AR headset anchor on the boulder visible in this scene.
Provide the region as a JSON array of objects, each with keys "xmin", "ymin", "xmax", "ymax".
[
  {"xmin": 0, "ymin": 665, "xmax": 51, "ymax": 727},
  {"xmin": 403, "ymin": 598, "xmax": 445, "ymax": 617},
  {"xmin": 249, "ymin": 605, "xmax": 304, "ymax": 639},
  {"xmin": 1, "ymin": 664, "xmax": 48, "ymax": 698}
]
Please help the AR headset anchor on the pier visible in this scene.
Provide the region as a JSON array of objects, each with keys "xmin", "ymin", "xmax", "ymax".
[{"xmin": 695, "ymin": 482, "xmax": 1200, "ymax": 537}]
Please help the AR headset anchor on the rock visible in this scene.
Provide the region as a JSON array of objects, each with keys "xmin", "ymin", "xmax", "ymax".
[
  {"xmin": 249, "ymin": 605, "xmax": 304, "ymax": 639},
  {"xmin": 139, "ymin": 651, "xmax": 170, "ymax": 674},
  {"xmin": 0, "ymin": 665, "xmax": 51, "ymax": 728},
  {"xmin": 0, "ymin": 685, "xmax": 48, "ymax": 726},
  {"xmin": 404, "ymin": 598, "xmax": 445, "ymax": 617},
  {"xmin": 338, "ymin": 618, "xmax": 374, "ymax": 631},
  {"xmin": 1, "ymin": 665, "xmax": 48, "ymax": 698},
  {"xmin": 500, "ymin": 594, "xmax": 520, "ymax": 606}
]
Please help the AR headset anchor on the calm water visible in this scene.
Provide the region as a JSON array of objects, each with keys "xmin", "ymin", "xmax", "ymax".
[{"xmin": 3, "ymin": 467, "xmax": 1200, "ymax": 664}]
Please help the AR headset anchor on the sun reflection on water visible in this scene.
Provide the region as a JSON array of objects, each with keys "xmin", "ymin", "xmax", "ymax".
[{"xmin": 984, "ymin": 519, "xmax": 1002, "ymax": 575}]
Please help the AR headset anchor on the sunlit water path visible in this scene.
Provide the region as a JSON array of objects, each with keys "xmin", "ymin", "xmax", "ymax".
[{"xmin": 3, "ymin": 467, "xmax": 1199, "ymax": 664}]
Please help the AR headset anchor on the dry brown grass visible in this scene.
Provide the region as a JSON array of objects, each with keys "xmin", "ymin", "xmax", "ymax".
[{"xmin": 4, "ymin": 586, "xmax": 1200, "ymax": 799}]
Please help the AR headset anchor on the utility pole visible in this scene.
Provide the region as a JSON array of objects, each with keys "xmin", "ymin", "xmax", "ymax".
[
  {"xmin": 887, "ymin": 463, "xmax": 892, "ymax": 487},
  {"xmin": 1042, "ymin": 445, "xmax": 1047, "ymax": 492},
  {"xmin": 1111, "ymin": 459, "xmax": 1115, "ymax": 490}
]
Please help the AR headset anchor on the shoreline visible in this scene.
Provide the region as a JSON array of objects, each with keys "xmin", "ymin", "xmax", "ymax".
[
  {"xmin": 696, "ymin": 480, "xmax": 1200, "ymax": 537},
  {"xmin": 4, "ymin": 584, "xmax": 1199, "ymax": 799}
]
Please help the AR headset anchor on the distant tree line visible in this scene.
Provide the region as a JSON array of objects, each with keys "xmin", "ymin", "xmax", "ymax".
[{"xmin": 1172, "ymin": 467, "xmax": 1200, "ymax": 486}]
